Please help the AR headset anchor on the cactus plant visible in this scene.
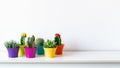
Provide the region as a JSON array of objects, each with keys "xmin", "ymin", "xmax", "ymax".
[
  {"xmin": 44, "ymin": 40, "xmax": 57, "ymax": 58},
  {"xmin": 20, "ymin": 32, "xmax": 27, "ymax": 45},
  {"xmin": 4, "ymin": 40, "xmax": 19, "ymax": 58},
  {"xmin": 18, "ymin": 32, "xmax": 27, "ymax": 57},
  {"xmin": 24, "ymin": 35, "xmax": 36, "ymax": 58},
  {"xmin": 44, "ymin": 40, "xmax": 56, "ymax": 48},
  {"xmin": 35, "ymin": 38, "xmax": 44, "ymax": 46},
  {"xmin": 54, "ymin": 33, "xmax": 64, "ymax": 55},
  {"xmin": 27, "ymin": 35, "xmax": 35, "ymax": 48},
  {"xmin": 35, "ymin": 38, "xmax": 44, "ymax": 55},
  {"xmin": 55, "ymin": 33, "xmax": 61, "ymax": 45},
  {"xmin": 4, "ymin": 40, "xmax": 19, "ymax": 48}
]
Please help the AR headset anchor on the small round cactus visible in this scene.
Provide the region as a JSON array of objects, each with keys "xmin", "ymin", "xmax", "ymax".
[
  {"xmin": 35, "ymin": 38, "xmax": 44, "ymax": 46},
  {"xmin": 54, "ymin": 33, "xmax": 62, "ymax": 45},
  {"xmin": 20, "ymin": 32, "xmax": 27, "ymax": 45}
]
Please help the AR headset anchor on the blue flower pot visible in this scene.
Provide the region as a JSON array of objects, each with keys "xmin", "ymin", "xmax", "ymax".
[{"xmin": 36, "ymin": 45, "xmax": 44, "ymax": 55}]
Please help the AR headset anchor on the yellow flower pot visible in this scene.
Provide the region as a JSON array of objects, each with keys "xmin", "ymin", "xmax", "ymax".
[
  {"xmin": 44, "ymin": 48, "xmax": 56, "ymax": 58},
  {"xmin": 18, "ymin": 46, "xmax": 25, "ymax": 57}
]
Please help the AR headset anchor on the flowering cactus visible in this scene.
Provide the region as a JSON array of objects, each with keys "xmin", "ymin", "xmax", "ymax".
[
  {"xmin": 20, "ymin": 32, "xmax": 27, "ymax": 45},
  {"xmin": 55, "ymin": 33, "xmax": 61, "ymax": 45}
]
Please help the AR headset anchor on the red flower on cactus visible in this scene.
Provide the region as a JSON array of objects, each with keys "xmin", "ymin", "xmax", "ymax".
[{"xmin": 55, "ymin": 33, "xmax": 61, "ymax": 37}]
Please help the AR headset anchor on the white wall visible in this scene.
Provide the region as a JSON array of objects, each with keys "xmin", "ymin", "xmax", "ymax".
[{"xmin": 0, "ymin": 0, "xmax": 120, "ymax": 51}]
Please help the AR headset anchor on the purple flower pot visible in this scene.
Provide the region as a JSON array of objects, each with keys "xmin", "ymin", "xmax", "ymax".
[
  {"xmin": 24, "ymin": 47, "xmax": 37, "ymax": 58},
  {"xmin": 7, "ymin": 47, "xmax": 19, "ymax": 58}
]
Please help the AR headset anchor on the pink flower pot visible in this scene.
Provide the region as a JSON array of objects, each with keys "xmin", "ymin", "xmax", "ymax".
[{"xmin": 24, "ymin": 47, "xmax": 37, "ymax": 58}]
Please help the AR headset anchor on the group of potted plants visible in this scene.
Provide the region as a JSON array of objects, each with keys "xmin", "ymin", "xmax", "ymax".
[{"xmin": 4, "ymin": 33, "xmax": 64, "ymax": 58}]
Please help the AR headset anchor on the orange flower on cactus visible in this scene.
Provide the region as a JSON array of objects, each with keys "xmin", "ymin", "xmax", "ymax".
[{"xmin": 55, "ymin": 33, "xmax": 61, "ymax": 37}]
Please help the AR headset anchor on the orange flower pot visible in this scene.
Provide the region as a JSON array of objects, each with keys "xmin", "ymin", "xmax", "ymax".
[{"xmin": 56, "ymin": 44, "xmax": 64, "ymax": 55}]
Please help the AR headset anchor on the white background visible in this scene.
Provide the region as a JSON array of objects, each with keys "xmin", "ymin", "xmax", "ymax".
[{"xmin": 0, "ymin": 0, "xmax": 120, "ymax": 51}]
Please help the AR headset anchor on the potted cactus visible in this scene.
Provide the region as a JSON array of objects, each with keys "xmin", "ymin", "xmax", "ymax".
[
  {"xmin": 18, "ymin": 32, "xmax": 27, "ymax": 57},
  {"xmin": 4, "ymin": 40, "xmax": 19, "ymax": 58},
  {"xmin": 55, "ymin": 33, "xmax": 64, "ymax": 55},
  {"xmin": 35, "ymin": 38, "xmax": 44, "ymax": 55},
  {"xmin": 44, "ymin": 40, "xmax": 56, "ymax": 58},
  {"xmin": 24, "ymin": 35, "xmax": 37, "ymax": 58}
]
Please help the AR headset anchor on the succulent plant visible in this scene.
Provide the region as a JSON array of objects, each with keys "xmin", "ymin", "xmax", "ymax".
[
  {"xmin": 4, "ymin": 40, "xmax": 19, "ymax": 48},
  {"xmin": 35, "ymin": 38, "xmax": 44, "ymax": 46},
  {"xmin": 27, "ymin": 35, "xmax": 35, "ymax": 48},
  {"xmin": 20, "ymin": 32, "xmax": 27, "ymax": 45},
  {"xmin": 44, "ymin": 40, "xmax": 56, "ymax": 48},
  {"xmin": 54, "ymin": 33, "xmax": 61, "ymax": 45}
]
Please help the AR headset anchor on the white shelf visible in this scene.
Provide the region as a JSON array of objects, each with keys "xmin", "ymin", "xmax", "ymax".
[{"xmin": 1, "ymin": 51, "xmax": 120, "ymax": 64}]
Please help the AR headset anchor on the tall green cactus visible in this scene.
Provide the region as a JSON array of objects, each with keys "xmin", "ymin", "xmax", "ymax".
[
  {"xmin": 20, "ymin": 37, "xmax": 25, "ymax": 45},
  {"xmin": 27, "ymin": 35, "xmax": 35, "ymax": 48},
  {"xmin": 20, "ymin": 32, "xmax": 27, "ymax": 45},
  {"xmin": 55, "ymin": 33, "xmax": 61, "ymax": 45}
]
